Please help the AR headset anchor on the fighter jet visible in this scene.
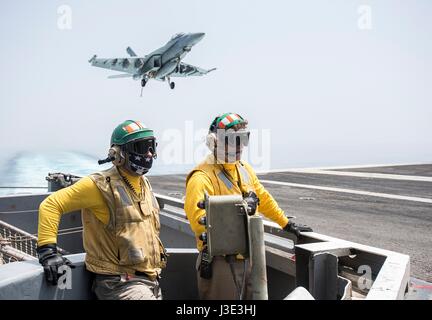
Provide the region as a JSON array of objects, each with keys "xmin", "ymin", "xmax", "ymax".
[{"xmin": 88, "ymin": 32, "xmax": 215, "ymax": 94}]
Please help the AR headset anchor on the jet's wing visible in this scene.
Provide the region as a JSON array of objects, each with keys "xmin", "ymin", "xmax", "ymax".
[
  {"xmin": 89, "ymin": 55, "xmax": 145, "ymax": 75},
  {"xmin": 170, "ymin": 62, "xmax": 216, "ymax": 77}
]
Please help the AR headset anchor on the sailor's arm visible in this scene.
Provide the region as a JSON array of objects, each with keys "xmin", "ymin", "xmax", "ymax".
[
  {"xmin": 38, "ymin": 176, "xmax": 109, "ymax": 246},
  {"xmin": 254, "ymin": 180, "xmax": 289, "ymax": 227},
  {"xmin": 184, "ymin": 171, "xmax": 215, "ymax": 239},
  {"xmin": 246, "ymin": 164, "xmax": 313, "ymax": 235},
  {"xmin": 245, "ymin": 164, "xmax": 289, "ymax": 228}
]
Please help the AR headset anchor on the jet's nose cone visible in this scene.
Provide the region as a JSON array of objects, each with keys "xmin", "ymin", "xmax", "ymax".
[
  {"xmin": 195, "ymin": 32, "xmax": 205, "ymax": 40},
  {"xmin": 189, "ymin": 32, "xmax": 205, "ymax": 45}
]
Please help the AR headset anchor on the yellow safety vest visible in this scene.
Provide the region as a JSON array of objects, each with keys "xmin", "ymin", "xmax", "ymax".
[
  {"xmin": 186, "ymin": 159, "xmax": 256, "ymax": 196},
  {"xmin": 186, "ymin": 158, "xmax": 257, "ymax": 254},
  {"xmin": 82, "ymin": 167, "xmax": 166, "ymax": 279}
]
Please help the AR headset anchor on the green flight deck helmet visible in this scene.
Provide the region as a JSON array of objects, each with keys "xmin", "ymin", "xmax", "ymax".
[
  {"xmin": 111, "ymin": 120, "xmax": 155, "ymax": 146},
  {"xmin": 101, "ymin": 120, "xmax": 157, "ymax": 175}
]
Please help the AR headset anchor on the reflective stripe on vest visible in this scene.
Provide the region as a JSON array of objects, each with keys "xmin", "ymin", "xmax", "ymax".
[
  {"xmin": 117, "ymin": 185, "xmax": 132, "ymax": 206},
  {"xmin": 238, "ymin": 164, "xmax": 250, "ymax": 184},
  {"xmin": 217, "ymin": 164, "xmax": 251, "ymax": 191},
  {"xmin": 217, "ymin": 171, "xmax": 234, "ymax": 189}
]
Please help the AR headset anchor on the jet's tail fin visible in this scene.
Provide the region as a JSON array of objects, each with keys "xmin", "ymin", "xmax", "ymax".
[
  {"xmin": 126, "ymin": 47, "xmax": 137, "ymax": 57},
  {"xmin": 88, "ymin": 54, "xmax": 97, "ymax": 63}
]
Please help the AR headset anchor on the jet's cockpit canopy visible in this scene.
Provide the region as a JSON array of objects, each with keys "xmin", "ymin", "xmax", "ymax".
[{"xmin": 171, "ymin": 33, "xmax": 185, "ymax": 40}]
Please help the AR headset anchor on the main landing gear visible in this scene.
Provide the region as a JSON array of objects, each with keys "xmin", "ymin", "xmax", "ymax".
[
  {"xmin": 166, "ymin": 76, "xmax": 175, "ymax": 90},
  {"xmin": 140, "ymin": 77, "xmax": 147, "ymax": 97}
]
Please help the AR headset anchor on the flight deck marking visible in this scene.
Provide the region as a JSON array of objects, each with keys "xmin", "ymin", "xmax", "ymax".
[
  {"xmin": 259, "ymin": 162, "xmax": 431, "ymax": 173},
  {"xmin": 259, "ymin": 180, "xmax": 432, "ymax": 204},
  {"xmin": 266, "ymin": 169, "xmax": 432, "ymax": 182}
]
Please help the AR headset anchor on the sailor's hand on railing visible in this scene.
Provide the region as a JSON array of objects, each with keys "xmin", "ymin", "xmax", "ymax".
[
  {"xmin": 283, "ymin": 221, "xmax": 313, "ymax": 237},
  {"xmin": 36, "ymin": 244, "xmax": 75, "ymax": 285}
]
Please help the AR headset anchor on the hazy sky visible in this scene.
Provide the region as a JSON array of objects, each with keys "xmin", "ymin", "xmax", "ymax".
[{"xmin": 1, "ymin": 0, "xmax": 431, "ymax": 171}]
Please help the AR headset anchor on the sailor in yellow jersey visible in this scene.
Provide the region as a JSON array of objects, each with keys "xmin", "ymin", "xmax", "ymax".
[
  {"xmin": 37, "ymin": 120, "xmax": 167, "ymax": 300},
  {"xmin": 185, "ymin": 113, "xmax": 313, "ymax": 300}
]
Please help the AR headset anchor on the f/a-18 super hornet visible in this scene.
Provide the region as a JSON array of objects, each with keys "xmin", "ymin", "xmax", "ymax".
[{"xmin": 89, "ymin": 32, "xmax": 215, "ymax": 94}]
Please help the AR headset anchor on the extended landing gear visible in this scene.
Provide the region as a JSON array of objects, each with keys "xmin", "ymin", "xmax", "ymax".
[
  {"xmin": 166, "ymin": 76, "xmax": 175, "ymax": 90},
  {"xmin": 140, "ymin": 78, "xmax": 147, "ymax": 97}
]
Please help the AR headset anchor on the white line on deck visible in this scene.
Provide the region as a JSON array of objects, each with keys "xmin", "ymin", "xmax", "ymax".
[
  {"xmin": 299, "ymin": 162, "xmax": 431, "ymax": 171},
  {"xmin": 259, "ymin": 180, "xmax": 432, "ymax": 204},
  {"xmin": 257, "ymin": 162, "xmax": 431, "ymax": 174},
  {"xmin": 269, "ymin": 169, "xmax": 432, "ymax": 182}
]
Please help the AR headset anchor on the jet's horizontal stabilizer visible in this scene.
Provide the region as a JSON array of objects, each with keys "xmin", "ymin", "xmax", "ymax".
[
  {"xmin": 206, "ymin": 68, "xmax": 217, "ymax": 73},
  {"xmin": 126, "ymin": 47, "xmax": 137, "ymax": 57},
  {"xmin": 88, "ymin": 54, "xmax": 97, "ymax": 63},
  {"xmin": 108, "ymin": 73, "xmax": 134, "ymax": 79}
]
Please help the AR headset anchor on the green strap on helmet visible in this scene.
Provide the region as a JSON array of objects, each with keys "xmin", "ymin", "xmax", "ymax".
[{"xmin": 111, "ymin": 120, "xmax": 154, "ymax": 146}]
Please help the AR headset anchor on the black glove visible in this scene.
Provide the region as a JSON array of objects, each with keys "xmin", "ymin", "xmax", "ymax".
[
  {"xmin": 243, "ymin": 191, "xmax": 260, "ymax": 215},
  {"xmin": 37, "ymin": 244, "xmax": 75, "ymax": 285},
  {"xmin": 283, "ymin": 221, "xmax": 313, "ymax": 237}
]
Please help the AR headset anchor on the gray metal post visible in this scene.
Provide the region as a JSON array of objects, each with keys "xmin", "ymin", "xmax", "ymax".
[{"xmin": 248, "ymin": 215, "xmax": 268, "ymax": 300}]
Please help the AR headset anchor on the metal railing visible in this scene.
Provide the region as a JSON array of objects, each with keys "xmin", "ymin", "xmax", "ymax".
[
  {"xmin": 0, "ymin": 179, "xmax": 412, "ymax": 299},
  {"xmin": 0, "ymin": 220, "xmax": 38, "ymax": 263},
  {"xmin": 0, "ymin": 220, "xmax": 68, "ymax": 264}
]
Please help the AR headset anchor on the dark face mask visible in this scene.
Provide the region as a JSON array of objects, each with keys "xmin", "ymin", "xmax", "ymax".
[
  {"xmin": 126, "ymin": 151, "xmax": 153, "ymax": 175},
  {"xmin": 122, "ymin": 138, "xmax": 157, "ymax": 175}
]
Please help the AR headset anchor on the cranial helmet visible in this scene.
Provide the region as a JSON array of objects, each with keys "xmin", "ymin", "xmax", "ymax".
[
  {"xmin": 108, "ymin": 120, "xmax": 157, "ymax": 175},
  {"xmin": 206, "ymin": 113, "xmax": 250, "ymax": 163}
]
